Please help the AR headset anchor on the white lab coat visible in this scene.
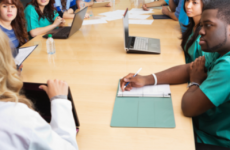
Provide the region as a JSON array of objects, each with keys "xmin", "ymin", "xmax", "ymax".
[{"xmin": 0, "ymin": 99, "xmax": 79, "ymax": 150}]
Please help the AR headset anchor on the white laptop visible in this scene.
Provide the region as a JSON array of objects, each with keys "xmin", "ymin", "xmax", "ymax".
[{"xmin": 123, "ymin": 8, "xmax": 161, "ymax": 54}]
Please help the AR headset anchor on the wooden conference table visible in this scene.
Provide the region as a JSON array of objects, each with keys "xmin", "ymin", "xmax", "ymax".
[{"xmin": 21, "ymin": 0, "xmax": 195, "ymax": 150}]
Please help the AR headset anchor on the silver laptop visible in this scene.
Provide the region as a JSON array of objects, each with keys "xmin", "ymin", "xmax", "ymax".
[{"xmin": 123, "ymin": 8, "xmax": 161, "ymax": 54}]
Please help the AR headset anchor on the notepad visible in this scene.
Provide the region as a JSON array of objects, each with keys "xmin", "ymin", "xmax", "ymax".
[
  {"xmin": 118, "ymin": 84, "xmax": 171, "ymax": 97},
  {"xmin": 14, "ymin": 45, "xmax": 38, "ymax": 67},
  {"xmin": 111, "ymin": 81, "xmax": 175, "ymax": 128}
]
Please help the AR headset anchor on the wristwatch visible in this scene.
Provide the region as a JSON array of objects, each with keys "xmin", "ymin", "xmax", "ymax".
[{"xmin": 188, "ymin": 82, "xmax": 200, "ymax": 88}]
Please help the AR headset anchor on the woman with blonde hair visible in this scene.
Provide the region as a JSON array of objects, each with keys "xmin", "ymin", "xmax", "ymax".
[{"xmin": 0, "ymin": 30, "xmax": 79, "ymax": 150}]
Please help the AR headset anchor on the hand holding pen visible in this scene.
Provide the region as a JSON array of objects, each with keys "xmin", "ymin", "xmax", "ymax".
[{"xmin": 120, "ymin": 68, "xmax": 147, "ymax": 92}]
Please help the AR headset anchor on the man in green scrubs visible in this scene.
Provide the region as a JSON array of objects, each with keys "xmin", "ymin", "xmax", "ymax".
[{"xmin": 120, "ymin": 0, "xmax": 230, "ymax": 149}]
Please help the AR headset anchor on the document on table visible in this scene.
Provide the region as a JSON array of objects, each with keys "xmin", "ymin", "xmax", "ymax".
[
  {"xmin": 129, "ymin": 14, "xmax": 150, "ymax": 19},
  {"xmin": 101, "ymin": 15, "xmax": 123, "ymax": 21},
  {"xmin": 82, "ymin": 19, "xmax": 107, "ymax": 25},
  {"xmin": 118, "ymin": 83, "xmax": 171, "ymax": 97},
  {"xmin": 129, "ymin": 8, "xmax": 154, "ymax": 14},
  {"xmin": 129, "ymin": 20, "xmax": 154, "ymax": 25},
  {"xmin": 99, "ymin": 10, "xmax": 126, "ymax": 16},
  {"xmin": 15, "ymin": 45, "xmax": 38, "ymax": 66}
]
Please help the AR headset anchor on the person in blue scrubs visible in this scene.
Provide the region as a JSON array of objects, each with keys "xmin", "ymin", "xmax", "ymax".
[
  {"xmin": 142, "ymin": 0, "xmax": 169, "ymax": 10},
  {"xmin": 55, "ymin": 0, "xmax": 89, "ymax": 19},
  {"xmin": 83, "ymin": 0, "xmax": 111, "ymax": 7},
  {"xmin": 161, "ymin": 0, "xmax": 189, "ymax": 32},
  {"xmin": 120, "ymin": 0, "xmax": 230, "ymax": 149}
]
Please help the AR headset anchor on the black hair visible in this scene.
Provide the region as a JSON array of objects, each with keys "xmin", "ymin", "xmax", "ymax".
[
  {"xmin": 203, "ymin": 0, "xmax": 230, "ymax": 24},
  {"xmin": 181, "ymin": 0, "xmax": 209, "ymax": 59}
]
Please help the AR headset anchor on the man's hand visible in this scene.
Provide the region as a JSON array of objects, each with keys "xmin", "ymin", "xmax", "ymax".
[
  {"xmin": 120, "ymin": 74, "xmax": 151, "ymax": 92},
  {"xmin": 190, "ymin": 56, "xmax": 207, "ymax": 84}
]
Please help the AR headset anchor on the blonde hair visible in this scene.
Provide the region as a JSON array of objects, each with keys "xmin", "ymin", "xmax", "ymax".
[{"xmin": 0, "ymin": 30, "xmax": 34, "ymax": 109}]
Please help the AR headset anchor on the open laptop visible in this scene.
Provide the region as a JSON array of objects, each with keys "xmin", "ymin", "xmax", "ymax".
[
  {"xmin": 123, "ymin": 8, "xmax": 161, "ymax": 54},
  {"xmin": 21, "ymin": 82, "xmax": 80, "ymax": 132},
  {"xmin": 92, "ymin": 2, "xmax": 110, "ymax": 8},
  {"xmin": 43, "ymin": 7, "xmax": 88, "ymax": 39}
]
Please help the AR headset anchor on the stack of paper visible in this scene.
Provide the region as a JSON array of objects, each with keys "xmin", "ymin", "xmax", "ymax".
[{"xmin": 118, "ymin": 84, "xmax": 171, "ymax": 97}]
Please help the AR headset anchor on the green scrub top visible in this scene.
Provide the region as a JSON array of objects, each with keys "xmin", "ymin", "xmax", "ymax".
[
  {"xmin": 24, "ymin": 4, "xmax": 59, "ymax": 33},
  {"xmin": 194, "ymin": 51, "xmax": 230, "ymax": 148},
  {"xmin": 184, "ymin": 33, "xmax": 204, "ymax": 64}
]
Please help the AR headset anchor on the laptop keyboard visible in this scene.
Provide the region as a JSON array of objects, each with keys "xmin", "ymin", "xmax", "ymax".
[
  {"xmin": 134, "ymin": 37, "xmax": 148, "ymax": 51},
  {"xmin": 53, "ymin": 27, "xmax": 71, "ymax": 38}
]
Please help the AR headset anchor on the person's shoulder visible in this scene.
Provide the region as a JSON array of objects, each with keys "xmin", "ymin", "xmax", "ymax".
[
  {"xmin": 215, "ymin": 53, "xmax": 230, "ymax": 67},
  {"xmin": 24, "ymin": 4, "xmax": 36, "ymax": 13},
  {"xmin": 0, "ymin": 102, "xmax": 39, "ymax": 125}
]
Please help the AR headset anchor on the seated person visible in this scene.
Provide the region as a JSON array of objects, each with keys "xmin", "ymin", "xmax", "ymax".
[
  {"xmin": 83, "ymin": 0, "xmax": 111, "ymax": 7},
  {"xmin": 163, "ymin": 0, "xmax": 189, "ymax": 32},
  {"xmin": 24, "ymin": 0, "xmax": 64, "ymax": 38},
  {"xmin": 142, "ymin": 0, "xmax": 169, "ymax": 10},
  {"xmin": 120, "ymin": 0, "xmax": 230, "ymax": 149},
  {"xmin": 55, "ymin": 0, "xmax": 76, "ymax": 18},
  {"xmin": 0, "ymin": 29, "xmax": 79, "ymax": 150},
  {"xmin": 55, "ymin": 0, "xmax": 89, "ymax": 19},
  {"xmin": 0, "ymin": 0, "xmax": 28, "ymax": 57},
  {"xmin": 181, "ymin": 0, "xmax": 207, "ymax": 63}
]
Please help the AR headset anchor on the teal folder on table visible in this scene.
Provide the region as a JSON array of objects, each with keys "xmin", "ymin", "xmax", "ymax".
[{"xmin": 110, "ymin": 82, "xmax": 175, "ymax": 128}]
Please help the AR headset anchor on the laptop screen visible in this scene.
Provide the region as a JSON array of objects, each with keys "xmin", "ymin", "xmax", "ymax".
[
  {"xmin": 21, "ymin": 82, "xmax": 80, "ymax": 128},
  {"xmin": 69, "ymin": 7, "xmax": 88, "ymax": 37},
  {"xmin": 123, "ymin": 8, "xmax": 129, "ymax": 49}
]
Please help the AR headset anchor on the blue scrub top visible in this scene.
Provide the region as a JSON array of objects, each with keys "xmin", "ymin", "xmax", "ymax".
[
  {"xmin": 164, "ymin": 0, "xmax": 169, "ymax": 4},
  {"xmin": 174, "ymin": 0, "xmax": 189, "ymax": 33}
]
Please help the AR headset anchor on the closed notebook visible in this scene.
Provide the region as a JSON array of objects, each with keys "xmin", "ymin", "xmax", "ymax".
[
  {"xmin": 111, "ymin": 82, "xmax": 175, "ymax": 128},
  {"xmin": 152, "ymin": 15, "xmax": 171, "ymax": 19}
]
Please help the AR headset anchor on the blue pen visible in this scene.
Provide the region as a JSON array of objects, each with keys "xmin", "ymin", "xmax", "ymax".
[{"xmin": 124, "ymin": 68, "xmax": 142, "ymax": 89}]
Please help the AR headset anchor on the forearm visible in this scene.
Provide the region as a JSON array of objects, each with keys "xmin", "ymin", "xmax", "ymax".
[
  {"xmin": 85, "ymin": 1, "xmax": 94, "ymax": 6},
  {"xmin": 167, "ymin": 11, "xmax": 178, "ymax": 21},
  {"xmin": 146, "ymin": 0, "xmax": 166, "ymax": 7},
  {"xmin": 144, "ymin": 64, "xmax": 190, "ymax": 85},
  {"xmin": 63, "ymin": 12, "xmax": 75, "ymax": 19},
  {"xmin": 30, "ymin": 24, "xmax": 56, "ymax": 37},
  {"xmin": 181, "ymin": 86, "xmax": 213, "ymax": 117},
  {"xmin": 169, "ymin": 0, "xmax": 176, "ymax": 12},
  {"xmin": 50, "ymin": 99, "xmax": 78, "ymax": 148}
]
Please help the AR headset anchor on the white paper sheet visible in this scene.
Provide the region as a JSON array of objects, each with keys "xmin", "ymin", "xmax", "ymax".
[
  {"xmin": 129, "ymin": 20, "xmax": 154, "ymax": 25},
  {"xmin": 118, "ymin": 84, "xmax": 171, "ymax": 97},
  {"xmin": 129, "ymin": 8, "xmax": 154, "ymax": 14},
  {"xmin": 101, "ymin": 15, "xmax": 123, "ymax": 21},
  {"xmin": 14, "ymin": 45, "xmax": 37, "ymax": 66},
  {"xmin": 129, "ymin": 14, "xmax": 150, "ymax": 19},
  {"xmin": 82, "ymin": 19, "xmax": 107, "ymax": 25},
  {"xmin": 99, "ymin": 10, "xmax": 126, "ymax": 16}
]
